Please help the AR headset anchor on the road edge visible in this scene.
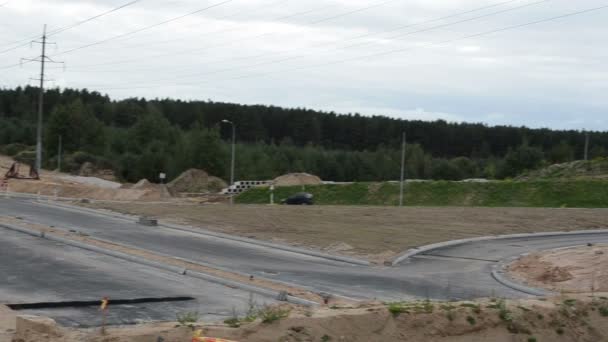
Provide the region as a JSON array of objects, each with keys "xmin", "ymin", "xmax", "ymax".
[
  {"xmin": 32, "ymin": 200, "xmax": 371, "ymax": 266},
  {"xmin": 391, "ymin": 229, "xmax": 608, "ymax": 266}
]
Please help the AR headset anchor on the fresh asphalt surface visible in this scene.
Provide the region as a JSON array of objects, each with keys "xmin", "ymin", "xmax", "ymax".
[
  {"xmin": 1, "ymin": 197, "xmax": 608, "ymax": 326},
  {"xmin": 0, "ymin": 226, "xmax": 274, "ymax": 327}
]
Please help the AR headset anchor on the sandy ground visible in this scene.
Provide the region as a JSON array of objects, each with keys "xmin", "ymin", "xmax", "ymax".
[
  {"xmin": 509, "ymin": 244, "xmax": 608, "ymax": 293},
  {"xmin": 5, "ymin": 295, "xmax": 608, "ymax": 341},
  {"xmin": 81, "ymin": 202, "xmax": 608, "ymax": 262},
  {"xmin": 0, "ymin": 155, "xmax": 167, "ymax": 201},
  {"xmin": 0, "ymin": 306, "xmax": 16, "ymax": 342}
]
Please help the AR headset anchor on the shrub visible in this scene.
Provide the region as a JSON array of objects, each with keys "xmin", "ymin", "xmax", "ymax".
[
  {"xmin": 258, "ymin": 305, "xmax": 290, "ymax": 324},
  {"xmin": 13, "ymin": 150, "xmax": 36, "ymax": 165},
  {"xmin": 176, "ymin": 311, "xmax": 199, "ymax": 328},
  {"xmin": 0, "ymin": 143, "xmax": 29, "ymax": 156}
]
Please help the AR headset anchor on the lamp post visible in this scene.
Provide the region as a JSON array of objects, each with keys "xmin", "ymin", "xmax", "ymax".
[{"xmin": 222, "ymin": 120, "xmax": 236, "ymax": 204}]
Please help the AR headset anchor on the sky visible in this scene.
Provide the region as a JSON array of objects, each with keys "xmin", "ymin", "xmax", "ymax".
[{"xmin": 0, "ymin": 0, "xmax": 607, "ymax": 130}]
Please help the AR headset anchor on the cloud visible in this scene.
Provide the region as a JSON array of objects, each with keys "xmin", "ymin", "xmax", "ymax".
[{"xmin": 1, "ymin": 0, "xmax": 607, "ymax": 130}]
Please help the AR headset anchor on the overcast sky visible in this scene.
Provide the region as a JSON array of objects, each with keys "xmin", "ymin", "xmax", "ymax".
[{"xmin": 1, "ymin": 0, "xmax": 607, "ymax": 130}]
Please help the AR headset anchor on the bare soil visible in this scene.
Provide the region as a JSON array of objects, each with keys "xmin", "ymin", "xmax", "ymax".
[
  {"xmin": 0, "ymin": 155, "xmax": 168, "ymax": 201},
  {"xmin": 509, "ymin": 244, "xmax": 608, "ymax": 293},
  {"xmin": 7, "ymin": 295, "xmax": 608, "ymax": 342},
  {"xmin": 81, "ymin": 202, "xmax": 608, "ymax": 262}
]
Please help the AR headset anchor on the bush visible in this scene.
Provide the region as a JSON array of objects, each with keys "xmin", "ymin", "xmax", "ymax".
[
  {"xmin": 0, "ymin": 143, "xmax": 29, "ymax": 156},
  {"xmin": 13, "ymin": 150, "xmax": 36, "ymax": 165}
]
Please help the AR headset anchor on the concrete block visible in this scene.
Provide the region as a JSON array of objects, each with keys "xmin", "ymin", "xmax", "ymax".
[{"xmin": 138, "ymin": 216, "xmax": 158, "ymax": 226}]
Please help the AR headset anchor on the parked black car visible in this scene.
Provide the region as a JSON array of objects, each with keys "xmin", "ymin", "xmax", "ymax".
[{"xmin": 282, "ymin": 192, "xmax": 314, "ymax": 205}]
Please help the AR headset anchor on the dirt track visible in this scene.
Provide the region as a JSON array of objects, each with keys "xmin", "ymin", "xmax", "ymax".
[{"xmin": 81, "ymin": 203, "xmax": 608, "ymax": 261}]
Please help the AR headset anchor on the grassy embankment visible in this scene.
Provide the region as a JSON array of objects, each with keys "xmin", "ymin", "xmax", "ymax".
[{"xmin": 236, "ymin": 180, "xmax": 608, "ymax": 208}]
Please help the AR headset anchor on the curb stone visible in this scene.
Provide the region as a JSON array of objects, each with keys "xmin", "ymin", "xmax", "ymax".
[
  {"xmin": 34, "ymin": 201, "xmax": 371, "ymax": 267},
  {"xmin": 490, "ymin": 255, "xmax": 551, "ymax": 297},
  {"xmin": 391, "ymin": 229, "xmax": 608, "ymax": 266},
  {"xmin": 0, "ymin": 222, "xmax": 317, "ymax": 307}
]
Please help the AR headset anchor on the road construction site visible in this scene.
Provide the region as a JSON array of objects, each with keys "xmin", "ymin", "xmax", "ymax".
[
  {"xmin": 1, "ymin": 195, "xmax": 608, "ymax": 328},
  {"xmin": 2, "ymin": 155, "xmax": 608, "ymax": 341}
]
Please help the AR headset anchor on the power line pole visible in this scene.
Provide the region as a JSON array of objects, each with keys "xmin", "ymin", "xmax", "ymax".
[
  {"xmin": 21, "ymin": 24, "xmax": 63, "ymax": 174},
  {"xmin": 584, "ymin": 132, "xmax": 590, "ymax": 161},
  {"xmin": 57, "ymin": 135, "xmax": 62, "ymax": 171},
  {"xmin": 399, "ymin": 131, "xmax": 406, "ymax": 207}
]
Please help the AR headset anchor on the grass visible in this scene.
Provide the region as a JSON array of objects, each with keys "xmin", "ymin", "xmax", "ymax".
[{"xmin": 237, "ymin": 180, "xmax": 608, "ymax": 207}]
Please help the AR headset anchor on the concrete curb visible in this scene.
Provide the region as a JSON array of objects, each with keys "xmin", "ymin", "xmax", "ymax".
[
  {"xmin": 490, "ymin": 255, "xmax": 552, "ymax": 297},
  {"xmin": 0, "ymin": 222, "xmax": 318, "ymax": 307},
  {"xmin": 35, "ymin": 201, "xmax": 371, "ymax": 267},
  {"xmin": 391, "ymin": 229, "xmax": 608, "ymax": 266}
]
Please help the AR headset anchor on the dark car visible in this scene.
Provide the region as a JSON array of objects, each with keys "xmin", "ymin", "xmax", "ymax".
[{"xmin": 282, "ymin": 192, "xmax": 314, "ymax": 205}]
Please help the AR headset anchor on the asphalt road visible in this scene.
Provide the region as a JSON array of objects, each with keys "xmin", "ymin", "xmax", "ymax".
[
  {"xmin": 0, "ymin": 223, "xmax": 272, "ymax": 327},
  {"xmin": 1, "ymin": 197, "xmax": 608, "ymax": 323}
]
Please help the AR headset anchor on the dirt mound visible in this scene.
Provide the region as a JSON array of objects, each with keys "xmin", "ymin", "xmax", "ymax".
[
  {"xmin": 9, "ymin": 297, "xmax": 608, "ymax": 342},
  {"xmin": 509, "ymin": 244, "xmax": 608, "ymax": 292},
  {"xmin": 132, "ymin": 179, "xmax": 156, "ymax": 190},
  {"xmin": 167, "ymin": 169, "xmax": 227, "ymax": 194},
  {"xmin": 78, "ymin": 162, "xmax": 117, "ymax": 182},
  {"xmin": 274, "ymin": 173, "xmax": 322, "ymax": 186},
  {"xmin": 0, "ymin": 154, "xmax": 170, "ymax": 201}
]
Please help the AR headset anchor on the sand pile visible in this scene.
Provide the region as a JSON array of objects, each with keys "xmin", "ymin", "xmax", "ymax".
[
  {"xmin": 78, "ymin": 162, "xmax": 117, "ymax": 182},
  {"xmin": 274, "ymin": 173, "xmax": 322, "ymax": 186},
  {"xmin": 167, "ymin": 169, "xmax": 227, "ymax": 194},
  {"xmin": 509, "ymin": 244, "xmax": 608, "ymax": 292}
]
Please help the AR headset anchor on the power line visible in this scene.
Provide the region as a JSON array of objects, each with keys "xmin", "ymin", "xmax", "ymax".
[
  {"xmin": 79, "ymin": 0, "xmax": 550, "ymax": 87},
  {"xmin": 54, "ymin": 0, "xmax": 235, "ymax": 57},
  {"xmin": 54, "ymin": 0, "xmax": 394, "ymax": 69},
  {"xmin": 88, "ymin": 3, "xmax": 608, "ymax": 91},
  {"xmin": 57, "ymin": 0, "xmax": 522, "ymax": 74},
  {"xmin": 0, "ymin": 0, "xmax": 143, "ymax": 55},
  {"xmin": 47, "ymin": 0, "xmax": 143, "ymax": 37},
  {"xmin": 95, "ymin": 0, "xmax": 297, "ymax": 52}
]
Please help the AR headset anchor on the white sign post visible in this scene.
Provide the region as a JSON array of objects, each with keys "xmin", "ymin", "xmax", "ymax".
[{"xmin": 270, "ymin": 184, "xmax": 275, "ymax": 205}]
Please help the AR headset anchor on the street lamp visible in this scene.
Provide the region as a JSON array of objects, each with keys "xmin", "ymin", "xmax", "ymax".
[{"xmin": 222, "ymin": 120, "xmax": 236, "ymax": 204}]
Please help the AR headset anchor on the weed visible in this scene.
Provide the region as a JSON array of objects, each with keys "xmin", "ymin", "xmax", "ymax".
[
  {"xmin": 321, "ymin": 335, "xmax": 332, "ymax": 342},
  {"xmin": 556, "ymin": 327, "xmax": 564, "ymax": 335},
  {"xmin": 387, "ymin": 303, "xmax": 409, "ymax": 317},
  {"xmin": 422, "ymin": 299, "xmax": 434, "ymax": 313},
  {"xmin": 223, "ymin": 308, "xmax": 240, "ymax": 328},
  {"xmin": 224, "ymin": 317, "xmax": 240, "ymax": 328},
  {"xmin": 563, "ymin": 299, "xmax": 577, "ymax": 307},
  {"xmin": 599, "ymin": 306, "xmax": 608, "ymax": 317},
  {"xmin": 537, "ymin": 314, "xmax": 544, "ymax": 320},
  {"xmin": 442, "ymin": 304, "xmax": 455, "ymax": 322},
  {"xmin": 528, "ymin": 337, "xmax": 537, "ymax": 342},
  {"xmin": 258, "ymin": 305, "xmax": 290, "ymax": 324},
  {"xmin": 497, "ymin": 300, "xmax": 512, "ymax": 323},
  {"xmin": 176, "ymin": 311, "xmax": 199, "ymax": 328},
  {"xmin": 466, "ymin": 316, "xmax": 476, "ymax": 325}
]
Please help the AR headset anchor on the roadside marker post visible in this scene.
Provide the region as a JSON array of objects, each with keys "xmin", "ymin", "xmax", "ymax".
[
  {"xmin": 100, "ymin": 297, "xmax": 109, "ymax": 335},
  {"xmin": 269, "ymin": 184, "xmax": 274, "ymax": 205}
]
